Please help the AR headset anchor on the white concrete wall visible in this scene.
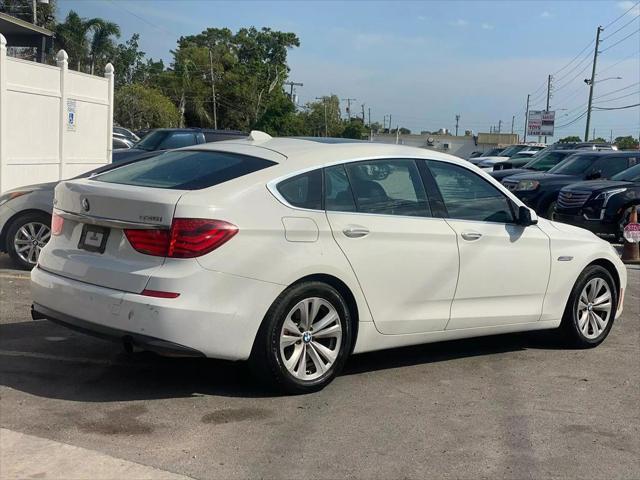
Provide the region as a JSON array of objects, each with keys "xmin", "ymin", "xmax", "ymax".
[{"xmin": 0, "ymin": 34, "xmax": 114, "ymax": 193}]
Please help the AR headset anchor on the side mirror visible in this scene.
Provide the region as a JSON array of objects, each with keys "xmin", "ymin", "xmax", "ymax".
[
  {"xmin": 587, "ymin": 170, "xmax": 602, "ymax": 180},
  {"xmin": 518, "ymin": 205, "xmax": 537, "ymax": 226}
]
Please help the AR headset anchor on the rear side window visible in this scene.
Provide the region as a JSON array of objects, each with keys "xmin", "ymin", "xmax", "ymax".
[
  {"xmin": 95, "ymin": 150, "xmax": 275, "ymax": 190},
  {"xmin": 276, "ymin": 170, "xmax": 323, "ymax": 210},
  {"xmin": 344, "ymin": 159, "xmax": 431, "ymax": 217}
]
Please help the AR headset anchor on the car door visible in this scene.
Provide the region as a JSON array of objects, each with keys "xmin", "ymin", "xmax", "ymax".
[
  {"xmin": 324, "ymin": 159, "xmax": 459, "ymax": 335},
  {"xmin": 425, "ymin": 160, "xmax": 551, "ymax": 330}
]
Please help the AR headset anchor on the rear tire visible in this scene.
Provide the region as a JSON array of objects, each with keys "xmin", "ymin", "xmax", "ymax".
[
  {"xmin": 560, "ymin": 265, "xmax": 617, "ymax": 348},
  {"xmin": 249, "ymin": 281, "xmax": 353, "ymax": 394},
  {"xmin": 6, "ymin": 212, "xmax": 51, "ymax": 270}
]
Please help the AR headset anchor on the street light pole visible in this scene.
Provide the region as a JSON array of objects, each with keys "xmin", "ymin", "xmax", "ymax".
[{"xmin": 584, "ymin": 26, "xmax": 603, "ymax": 142}]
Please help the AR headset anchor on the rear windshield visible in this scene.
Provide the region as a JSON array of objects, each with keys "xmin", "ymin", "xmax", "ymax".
[{"xmin": 94, "ymin": 150, "xmax": 275, "ymax": 190}]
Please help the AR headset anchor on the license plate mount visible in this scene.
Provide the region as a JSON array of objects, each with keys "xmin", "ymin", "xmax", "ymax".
[{"xmin": 78, "ymin": 224, "xmax": 110, "ymax": 253}]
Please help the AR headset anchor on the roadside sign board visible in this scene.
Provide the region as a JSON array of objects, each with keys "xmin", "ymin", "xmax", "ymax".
[
  {"xmin": 623, "ymin": 223, "xmax": 640, "ymax": 243},
  {"xmin": 67, "ymin": 99, "xmax": 77, "ymax": 131},
  {"xmin": 527, "ymin": 110, "xmax": 555, "ymax": 137}
]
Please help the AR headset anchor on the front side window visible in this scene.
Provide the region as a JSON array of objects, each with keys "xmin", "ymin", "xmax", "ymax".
[
  {"xmin": 343, "ymin": 159, "xmax": 431, "ymax": 217},
  {"xmin": 593, "ymin": 156, "xmax": 631, "ymax": 178},
  {"xmin": 525, "ymin": 151, "xmax": 571, "ymax": 171},
  {"xmin": 548, "ymin": 154, "xmax": 596, "ymax": 175},
  {"xmin": 158, "ymin": 132, "xmax": 198, "ymax": 150},
  {"xmin": 276, "ymin": 170, "xmax": 323, "ymax": 210},
  {"xmin": 427, "ymin": 161, "xmax": 515, "ymax": 223}
]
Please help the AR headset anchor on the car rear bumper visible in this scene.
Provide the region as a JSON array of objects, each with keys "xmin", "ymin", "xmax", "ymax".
[
  {"xmin": 31, "ymin": 303, "xmax": 205, "ymax": 357},
  {"xmin": 31, "ymin": 265, "xmax": 285, "ymax": 360}
]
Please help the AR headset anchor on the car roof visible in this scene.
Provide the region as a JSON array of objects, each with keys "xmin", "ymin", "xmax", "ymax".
[
  {"xmin": 190, "ymin": 133, "xmax": 466, "ymax": 170},
  {"xmin": 567, "ymin": 150, "xmax": 638, "ymax": 157}
]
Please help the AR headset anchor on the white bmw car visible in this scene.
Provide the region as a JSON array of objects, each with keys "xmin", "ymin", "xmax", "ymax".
[{"xmin": 31, "ymin": 132, "xmax": 627, "ymax": 393}]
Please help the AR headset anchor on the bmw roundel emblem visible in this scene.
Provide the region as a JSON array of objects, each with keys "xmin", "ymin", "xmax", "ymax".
[{"xmin": 81, "ymin": 198, "xmax": 90, "ymax": 212}]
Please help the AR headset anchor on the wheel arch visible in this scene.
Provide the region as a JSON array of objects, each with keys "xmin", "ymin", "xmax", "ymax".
[
  {"xmin": 288, "ymin": 273, "xmax": 360, "ymax": 353},
  {"xmin": 0, "ymin": 209, "xmax": 51, "ymax": 251},
  {"xmin": 586, "ymin": 258, "xmax": 621, "ymax": 296}
]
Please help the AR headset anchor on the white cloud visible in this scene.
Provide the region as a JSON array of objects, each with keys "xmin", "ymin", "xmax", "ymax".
[
  {"xmin": 449, "ymin": 19, "xmax": 469, "ymax": 27},
  {"xmin": 540, "ymin": 11, "xmax": 553, "ymax": 18},
  {"xmin": 481, "ymin": 23, "xmax": 494, "ymax": 30},
  {"xmin": 417, "ymin": 15, "xmax": 427, "ymax": 21},
  {"xmin": 617, "ymin": 1, "xmax": 640, "ymax": 15}
]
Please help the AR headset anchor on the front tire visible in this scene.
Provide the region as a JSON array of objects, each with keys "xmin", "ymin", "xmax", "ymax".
[
  {"xmin": 250, "ymin": 281, "xmax": 353, "ymax": 394},
  {"xmin": 546, "ymin": 200, "xmax": 557, "ymax": 220},
  {"xmin": 6, "ymin": 212, "xmax": 51, "ymax": 270},
  {"xmin": 561, "ymin": 265, "xmax": 617, "ymax": 348}
]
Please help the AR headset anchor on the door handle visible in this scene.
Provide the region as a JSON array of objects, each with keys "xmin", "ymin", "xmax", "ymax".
[
  {"xmin": 461, "ymin": 231, "xmax": 482, "ymax": 241},
  {"xmin": 343, "ymin": 225, "xmax": 369, "ymax": 238}
]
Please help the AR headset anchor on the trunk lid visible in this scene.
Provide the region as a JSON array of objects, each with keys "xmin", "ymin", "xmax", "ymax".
[{"xmin": 41, "ymin": 178, "xmax": 184, "ymax": 292}]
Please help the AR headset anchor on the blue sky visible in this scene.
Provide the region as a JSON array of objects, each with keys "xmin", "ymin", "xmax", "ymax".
[{"xmin": 58, "ymin": 0, "xmax": 640, "ymax": 140}]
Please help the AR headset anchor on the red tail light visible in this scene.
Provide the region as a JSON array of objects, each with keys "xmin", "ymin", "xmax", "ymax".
[
  {"xmin": 51, "ymin": 212, "xmax": 64, "ymax": 236},
  {"xmin": 124, "ymin": 219, "xmax": 238, "ymax": 258}
]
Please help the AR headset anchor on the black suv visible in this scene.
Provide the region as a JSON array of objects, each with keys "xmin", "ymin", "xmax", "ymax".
[
  {"xmin": 554, "ymin": 161, "xmax": 640, "ymax": 239},
  {"xmin": 490, "ymin": 149, "xmax": 581, "ymax": 181},
  {"xmin": 112, "ymin": 128, "xmax": 245, "ymax": 163},
  {"xmin": 501, "ymin": 151, "xmax": 639, "ymax": 218}
]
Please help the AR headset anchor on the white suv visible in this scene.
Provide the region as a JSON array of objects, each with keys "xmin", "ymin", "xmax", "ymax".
[{"xmin": 32, "ymin": 132, "xmax": 626, "ymax": 393}]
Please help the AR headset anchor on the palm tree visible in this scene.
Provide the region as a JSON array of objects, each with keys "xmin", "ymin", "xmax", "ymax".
[
  {"xmin": 89, "ymin": 20, "xmax": 121, "ymax": 75},
  {"xmin": 55, "ymin": 11, "xmax": 101, "ymax": 71}
]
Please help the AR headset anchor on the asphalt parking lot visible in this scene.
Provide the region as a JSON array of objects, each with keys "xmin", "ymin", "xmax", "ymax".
[{"xmin": 0, "ymin": 253, "xmax": 638, "ymax": 479}]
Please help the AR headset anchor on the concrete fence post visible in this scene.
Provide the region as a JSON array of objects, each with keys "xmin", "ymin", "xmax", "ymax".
[
  {"xmin": 56, "ymin": 49, "xmax": 68, "ymax": 181},
  {"xmin": 0, "ymin": 34, "xmax": 7, "ymax": 192},
  {"xmin": 105, "ymin": 63, "xmax": 114, "ymax": 164}
]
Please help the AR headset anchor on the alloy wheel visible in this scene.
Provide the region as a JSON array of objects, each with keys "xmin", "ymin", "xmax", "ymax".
[
  {"xmin": 279, "ymin": 297, "xmax": 343, "ymax": 381},
  {"xmin": 13, "ymin": 222, "xmax": 50, "ymax": 265},
  {"xmin": 576, "ymin": 277, "xmax": 612, "ymax": 340}
]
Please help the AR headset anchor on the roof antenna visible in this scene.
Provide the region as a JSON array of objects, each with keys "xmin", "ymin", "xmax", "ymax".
[{"xmin": 248, "ymin": 130, "xmax": 272, "ymax": 142}]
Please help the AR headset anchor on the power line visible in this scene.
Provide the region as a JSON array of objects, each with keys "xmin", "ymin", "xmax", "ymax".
[
  {"xmin": 594, "ymin": 81, "xmax": 640, "ymax": 99},
  {"xmin": 555, "ymin": 110, "xmax": 588, "ymax": 129},
  {"xmin": 553, "ymin": 49, "xmax": 594, "ymax": 84},
  {"xmin": 598, "ymin": 49, "xmax": 640, "ymax": 75},
  {"xmin": 593, "ymin": 103, "xmax": 640, "ymax": 110},
  {"xmin": 551, "ymin": 39, "xmax": 595, "ymax": 76},
  {"xmin": 603, "ymin": 1, "xmax": 640, "ymax": 29},
  {"xmin": 594, "ymin": 90, "xmax": 640, "ymax": 103},
  {"xmin": 552, "ymin": 60, "xmax": 594, "ymax": 94},
  {"xmin": 601, "ymin": 14, "xmax": 640, "ymax": 41},
  {"xmin": 600, "ymin": 27, "xmax": 640, "ymax": 53}
]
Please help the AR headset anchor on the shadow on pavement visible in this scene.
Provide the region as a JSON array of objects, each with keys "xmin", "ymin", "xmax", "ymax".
[{"xmin": 0, "ymin": 318, "xmax": 566, "ymax": 402}]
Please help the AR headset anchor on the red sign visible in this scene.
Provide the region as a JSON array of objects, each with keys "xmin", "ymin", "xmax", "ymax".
[{"xmin": 623, "ymin": 223, "xmax": 640, "ymax": 243}]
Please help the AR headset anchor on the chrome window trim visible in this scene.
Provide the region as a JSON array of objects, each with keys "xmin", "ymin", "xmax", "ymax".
[
  {"xmin": 266, "ymin": 155, "xmax": 526, "ymax": 227},
  {"xmin": 55, "ymin": 209, "xmax": 166, "ymax": 229}
]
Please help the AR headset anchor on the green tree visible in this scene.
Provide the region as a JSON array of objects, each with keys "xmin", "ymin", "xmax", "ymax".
[
  {"xmin": 614, "ymin": 136, "xmax": 640, "ymax": 150},
  {"xmin": 253, "ymin": 91, "xmax": 305, "ymax": 136},
  {"xmin": 302, "ymin": 95, "xmax": 343, "ymax": 136},
  {"xmin": 88, "ymin": 19, "xmax": 121, "ymax": 74},
  {"xmin": 591, "ymin": 137, "xmax": 607, "ymax": 143},
  {"xmin": 114, "ymin": 84, "xmax": 180, "ymax": 130},
  {"xmin": 399, "ymin": 127, "xmax": 411, "ymax": 134},
  {"xmin": 55, "ymin": 10, "xmax": 101, "ymax": 71},
  {"xmin": 558, "ymin": 136, "xmax": 582, "ymax": 143},
  {"xmin": 342, "ymin": 120, "xmax": 366, "ymax": 139}
]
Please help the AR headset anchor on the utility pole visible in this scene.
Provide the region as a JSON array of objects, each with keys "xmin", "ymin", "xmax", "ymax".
[
  {"xmin": 455, "ymin": 114, "xmax": 460, "ymax": 136},
  {"xmin": 208, "ymin": 49, "xmax": 218, "ymax": 129},
  {"xmin": 544, "ymin": 74, "xmax": 552, "ymax": 143},
  {"xmin": 610, "ymin": 129, "xmax": 613, "ymax": 143},
  {"xmin": 368, "ymin": 107, "xmax": 372, "ymax": 141},
  {"xmin": 361, "ymin": 104, "xmax": 366, "ymax": 123},
  {"xmin": 523, "ymin": 94, "xmax": 530, "ymax": 142},
  {"xmin": 388, "ymin": 114, "xmax": 392, "ymax": 133},
  {"xmin": 315, "ymin": 97, "xmax": 328, "ymax": 137},
  {"xmin": 584, "ymin": 26, "xmax": 603, "ymax": 142},
  {"xmin": 498, "ymin": 120, "xmax": 502, "ymax": 134},
  {"xmin": 284, "ymin": 81, "xmax": 303, "ymax": 103},
  {"xmin": 511, "ymin": 115, "xmax": 515, "ymax": 134},
  {"xmin": 342, "ymin": 98, "xmax": 356, "ymax": 119}
]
